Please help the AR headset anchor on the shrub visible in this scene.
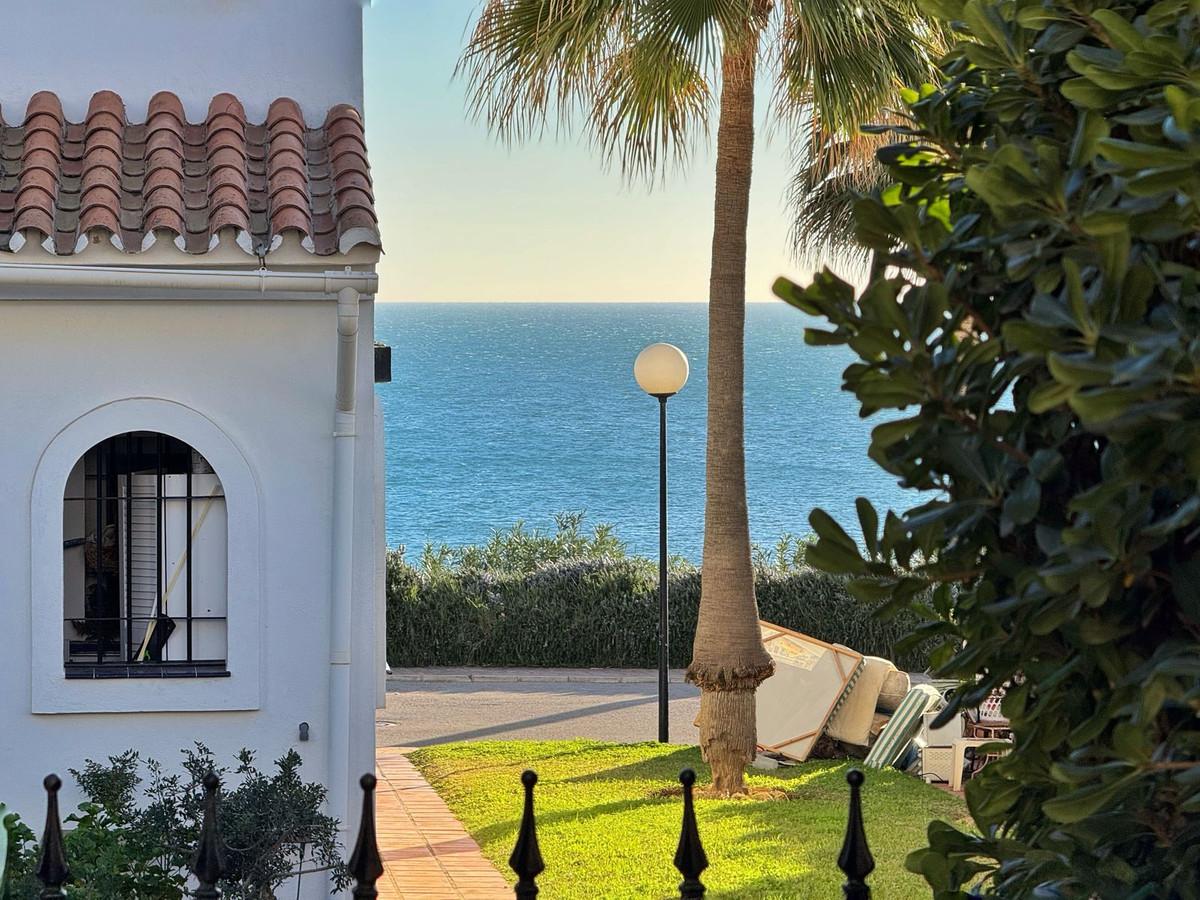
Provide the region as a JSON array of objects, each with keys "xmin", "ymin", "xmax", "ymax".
[
  {"xmin": 774, "ymin": 0, "xmax": 1200, "ymax": 893},
  {"xmin": 418, "ymin": 512, "xmax": 627, "ymax": 575},
  {"xmin": 1, "ymin": 746, "xmax": 346, "ymax": 900},
  {"xmin": 1, "ymin": 750, "xmax": 184, "ymax": 900},
  {"xmin": 1, "ymin": 808, "xmax": 36, "ymax": 898},
  {"xmin": 386, "ymin": 519, "xmax": 932, "ymax": 670}
]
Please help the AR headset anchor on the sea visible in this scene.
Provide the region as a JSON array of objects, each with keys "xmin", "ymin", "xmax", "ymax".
[{"xmin": 376, "ymin": 302, "xmax": 916, "ymax": 563}]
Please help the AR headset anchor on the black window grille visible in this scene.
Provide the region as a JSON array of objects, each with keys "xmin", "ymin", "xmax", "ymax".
[{"xmin": 63, "ymin": 431, "xmax": 229, "ymax": 678}]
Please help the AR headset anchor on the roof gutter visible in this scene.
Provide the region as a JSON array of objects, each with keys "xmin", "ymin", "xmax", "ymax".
[{"xmin": 0, "ymin": 262, "xmax": 378, "ymax": 297}]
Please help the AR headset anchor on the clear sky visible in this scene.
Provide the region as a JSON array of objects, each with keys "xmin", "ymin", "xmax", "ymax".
[{"xmin": 362, "ymin": 1, "xmax": 816, "ymax": 302}]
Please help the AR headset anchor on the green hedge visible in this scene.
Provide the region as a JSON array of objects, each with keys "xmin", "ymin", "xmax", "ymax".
[{"xmin": 385, "ymin": 549, "xmax": 931, "ymax": 671}]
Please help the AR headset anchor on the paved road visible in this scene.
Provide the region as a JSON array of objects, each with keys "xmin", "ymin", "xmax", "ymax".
[{"xmin": 376, "ymin": 677, "xmax": 702, "ymax": 747}]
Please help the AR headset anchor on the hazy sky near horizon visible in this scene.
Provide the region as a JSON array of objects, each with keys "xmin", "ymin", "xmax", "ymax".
[{"xmin": 362, "ymin": 1, "xmax": 816, "ymax": 302}]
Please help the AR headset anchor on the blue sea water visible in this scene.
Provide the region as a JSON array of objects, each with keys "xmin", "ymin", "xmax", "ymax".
[{"xmin": 376, "ymin": 302, "xmax": 915, "ymax": 562}]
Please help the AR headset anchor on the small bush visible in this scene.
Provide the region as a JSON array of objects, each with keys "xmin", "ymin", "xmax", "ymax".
[
  {"xmin": 386, "ymin": 518, "xmax": 931, "ymax": 670},
  {"xmin": 1, "ymin": 746, "xmax": 347, "ymax": 900}
]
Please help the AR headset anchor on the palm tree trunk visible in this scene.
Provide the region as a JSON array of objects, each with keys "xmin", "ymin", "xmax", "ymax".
[{"xmin": 687, "ymin": 26, "xmax": 774, "ymax": 797}]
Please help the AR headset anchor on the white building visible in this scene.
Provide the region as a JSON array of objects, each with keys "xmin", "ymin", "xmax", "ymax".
[{"xmin": 0, "ymin": 2, "xmax": 385, "ymax": 891}]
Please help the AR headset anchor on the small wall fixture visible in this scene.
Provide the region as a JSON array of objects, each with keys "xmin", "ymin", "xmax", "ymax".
[
  {"xmin": 374, "ymin": 344, "xmax": 392, "ymax": 384},
  {"xmin": 299, "ymin": 722, "xmax": 310, "ymax": 742}
]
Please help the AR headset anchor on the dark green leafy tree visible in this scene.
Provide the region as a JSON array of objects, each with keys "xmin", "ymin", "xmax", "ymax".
[{"xmin": 773, "ymin": 0, "xmax": 1200, "ymax": 895}]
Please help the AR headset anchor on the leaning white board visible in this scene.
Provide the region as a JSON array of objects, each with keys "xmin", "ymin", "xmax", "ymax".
[{"xmin": 755, "ymin": 621, "xmax": 864, "ymax": 762}]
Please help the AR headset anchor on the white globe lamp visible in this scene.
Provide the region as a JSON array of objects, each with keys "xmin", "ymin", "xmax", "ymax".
[{"xmin": 634, "ymin": 342, "xmax": 690, "ymax": 397}]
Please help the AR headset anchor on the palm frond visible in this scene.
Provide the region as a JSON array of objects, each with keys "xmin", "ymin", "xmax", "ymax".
[
  {"xmin": 458, "ymin": 0, "xmax": 632, "ymax": 142},
  {"xmin": 591, "ymin": 1, "xmax": 766, "ymax": 175},
  {"xmin": 786, "ymin": 127, "xmax": 892, "ymax": 267},
  {"xmin": 459, "ymin": 0, "xmax": 768, "ymax": 178},
  {"xmin": 588, "ymin": 35, "xmax": 714, "ymax": 176},
  {"xmin": 773, "ymin": 0, "xmax": 943, "ymax": 130},
  {"xmin": 769, "ymin": 0, "xmax": 946, "ymax": 260}
]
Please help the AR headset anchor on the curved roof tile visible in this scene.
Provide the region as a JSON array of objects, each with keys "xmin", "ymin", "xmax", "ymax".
[
  {"xmin": 0, "ymin": 91, "xmax": 380, "ymax": 256},
  {"xmin": 23, "ymin": 91, "xmax": 65, "ymax": 125},
  {"xmin": 267, "ymin": 97, "xmax": 305, "ymax": 129},
  {"xmin": 148, "ymin": 91, "xmax": 186, "ymax": 122}
]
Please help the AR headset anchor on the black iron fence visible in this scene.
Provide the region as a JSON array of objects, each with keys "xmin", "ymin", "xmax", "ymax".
[
  {"xmin": 23, "ymin": 766, "xmax": 876, "ymax": 898},
  {"xmin": 508, "ymin": 767, "xmax": 876, "ymax": 899},
  {"xmin": 27, "ymin": 772, "xmax": 385, "ymax": 899}
]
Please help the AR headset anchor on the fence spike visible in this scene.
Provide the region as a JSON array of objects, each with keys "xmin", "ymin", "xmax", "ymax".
[
  {"xmin": 508, "ymin": 770, "xmax": 545, "ymax": 899},
  {"xmin": 674, "ymin": 769, "xmax": 708, "ymax": 899},
  {"xmin": 348, "ymin": 773, "xmax": 386, "ymax": 899},
  {"xmin": 838, "ymin": 769, "xmax": 875, "ymax": 900},
  {"xmin": 192, "ymin": 771, "xmax": 225, "ymax": 899},
  {"xmin": 36, "ymin": 774, "xmax": 69, "ymax": 899}
]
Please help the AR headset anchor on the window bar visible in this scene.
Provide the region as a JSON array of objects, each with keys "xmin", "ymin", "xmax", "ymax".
[
  {"xmin": 187, "ymin": 458, "xmax": 193, "ymax": 661},
  {"xmin": 66, "ymin": 494, "xmax": 208, "ymax": 501},
  {"xmin": 95, "ymin": 439, "xmax": 106, "ymax": 665},
  {"xmin": 126, "ymin": 433, "xmax": 134, "ymax": 663},
  {"xmin": 155, "ymin": 432, "xmax": 165, "ymax": 663}
]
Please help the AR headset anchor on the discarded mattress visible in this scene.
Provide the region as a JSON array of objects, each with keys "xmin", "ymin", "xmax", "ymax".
[
  {"xmin": 755, "ymin": 621, "xmax": 864, "ymax": 762},
  {"xmin": 863, "ymin": 683, "xmax": 942, "ymax": 769},
  {"xmin": 825, "ymin": 655, "xmax": 896, "ymax": 746}
]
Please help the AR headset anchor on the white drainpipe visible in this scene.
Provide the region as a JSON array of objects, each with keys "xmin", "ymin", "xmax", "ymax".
[{"xmin": 329, "ymin": 286, "xmax": 360, "ymax": 832}]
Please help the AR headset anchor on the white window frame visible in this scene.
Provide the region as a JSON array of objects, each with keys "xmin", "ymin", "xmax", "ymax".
[{"xmin": 31, "ymin": 398, "xmax": 262, "ymax": 714}]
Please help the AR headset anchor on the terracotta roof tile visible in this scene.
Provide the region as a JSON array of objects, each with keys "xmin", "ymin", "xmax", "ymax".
[
  {"xmin": 148, "ymin": 91, "xmax": 186, "ymax": 121},
  {"xmin": 24, "ymin": 91, "xmax": 65, "ymax": 125},
  {"xmin": 207, "ymin": 93, "xmax": 246, "ymax": 121},
  {"xmin": 0, "ymin": 90, "xmax": 380, "ymax": 256},
  {"xmin": 267, "ymin": 97, "xmax": 305, "ymax": 129}
]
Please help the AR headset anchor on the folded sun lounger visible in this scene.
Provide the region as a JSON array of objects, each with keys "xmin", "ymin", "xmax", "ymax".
[{"xmin": 863, "ymin": 683, "xmax": 943, "ymax": 769}]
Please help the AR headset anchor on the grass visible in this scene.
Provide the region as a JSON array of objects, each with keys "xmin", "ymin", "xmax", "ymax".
[{"xmin": 409, "ymin": 740, "xmax": 968, "ymax": 900}]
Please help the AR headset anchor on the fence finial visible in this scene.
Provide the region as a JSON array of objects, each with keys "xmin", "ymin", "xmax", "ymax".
[
  {"xmin": 838, "ymin": 769, "xmax": 875, "ymax": 900},
  {"xmin": 509, "ymin": 770, "xmax": 545, "ymax": 899},
  {"xmin": 349, "ymin": 773, "xmax": 385, "ymax": 898},
  {"xmin": 36, "ymin": 774, "xmax": 69, "ymax": 899},
  {"xmin": 192, "ymin": 771, "xmax": 226, "ymax": 899},
  {"xmin": 674, "ymin": 769, "xmax": 708, "ymax": 899}
]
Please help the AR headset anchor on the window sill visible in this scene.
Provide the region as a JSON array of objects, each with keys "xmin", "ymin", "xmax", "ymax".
[{"xmin": 64, "ymin": 663, "xmax": 230, "ymax": 680}]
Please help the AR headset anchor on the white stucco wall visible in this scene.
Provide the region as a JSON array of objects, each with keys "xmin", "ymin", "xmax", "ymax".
[
  {"xmin": 0, "ymin": 0, "xmax": 366, "ymax": 122},
  {"xmin": 0, "ymin": 296, "xmax": 379, "ymax": 894}
]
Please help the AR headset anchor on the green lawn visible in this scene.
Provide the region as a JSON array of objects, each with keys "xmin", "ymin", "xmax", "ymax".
[{"xmin": 409, "ymin": 740, "xmax": 967, "ymax": 899}]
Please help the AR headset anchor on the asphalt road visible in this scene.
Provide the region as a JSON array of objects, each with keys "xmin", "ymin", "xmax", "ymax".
[{"xmin": 376, "ymin": 679, "xmax": 702, "ymax": 747}]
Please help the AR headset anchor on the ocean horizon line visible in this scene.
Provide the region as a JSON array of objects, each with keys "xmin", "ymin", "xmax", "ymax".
[{"xmin": 375, "ymin": 298, "xmax": 788, "ymax": 305}]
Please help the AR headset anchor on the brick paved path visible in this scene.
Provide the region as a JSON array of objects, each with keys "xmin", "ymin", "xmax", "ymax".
[{"xmin": 374, "ymin": 747, "xmax": 511, "ymax": 899}]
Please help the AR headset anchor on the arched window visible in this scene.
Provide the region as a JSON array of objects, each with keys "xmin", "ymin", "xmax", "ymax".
[{"xmin": 62, "ymin": 432, "xmax": 228, "ymax": 677}]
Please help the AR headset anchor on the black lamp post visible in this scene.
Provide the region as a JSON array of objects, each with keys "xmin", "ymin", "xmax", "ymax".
[{"xmin": 634, "ymin": 343, "xmax": 689, "ymax": 743}]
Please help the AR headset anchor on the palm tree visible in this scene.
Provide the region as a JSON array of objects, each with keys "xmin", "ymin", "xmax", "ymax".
[{"xmin": 461, "ymin": 0, "xmax": 940, "ymax": 794}]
